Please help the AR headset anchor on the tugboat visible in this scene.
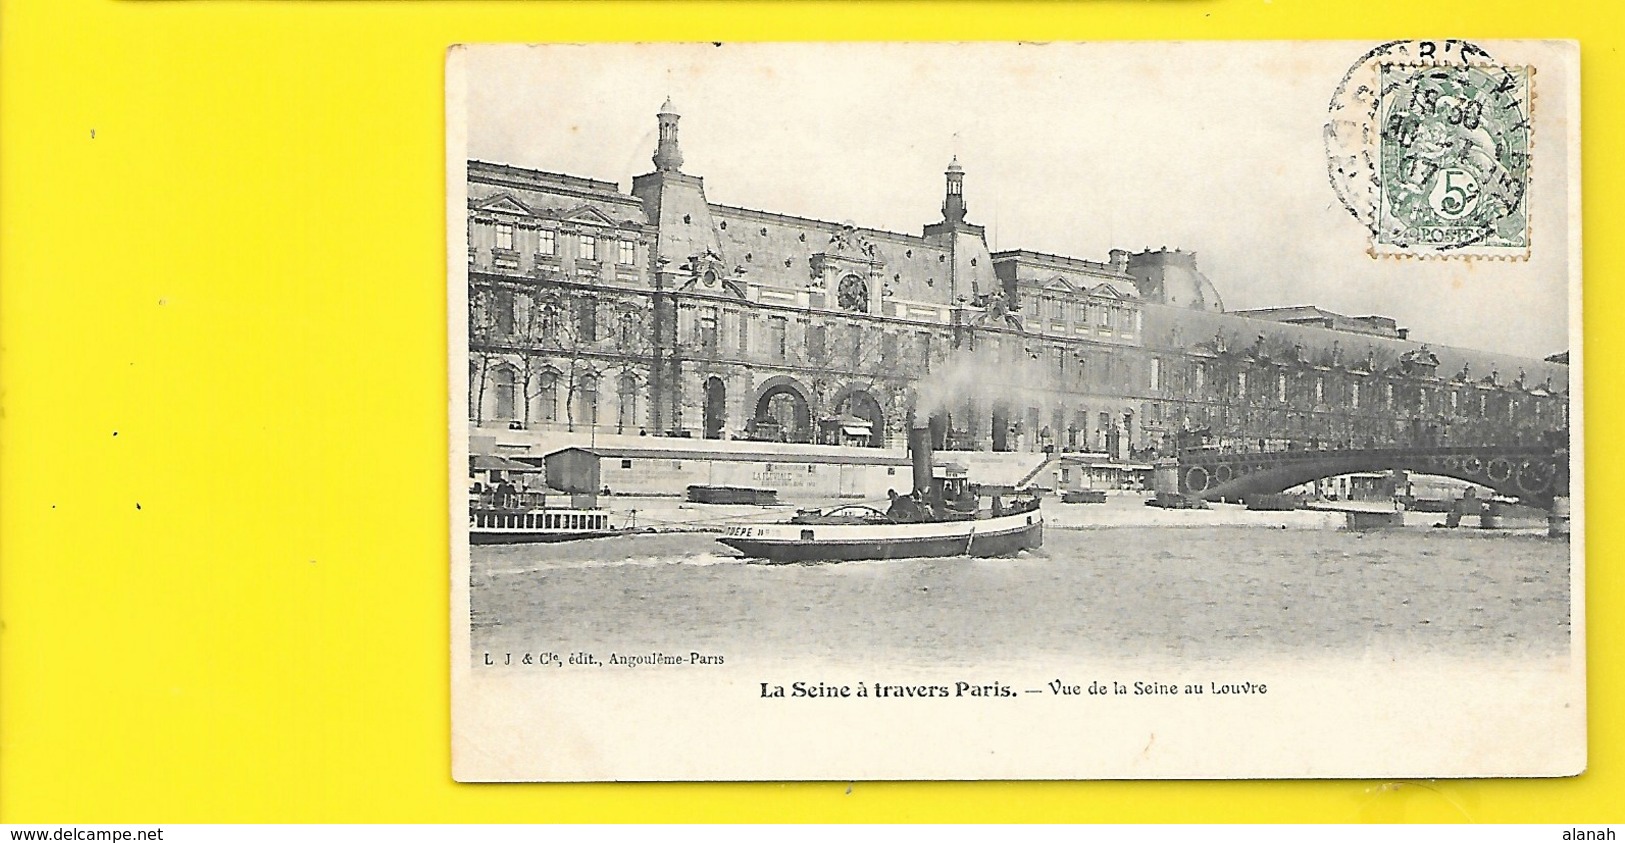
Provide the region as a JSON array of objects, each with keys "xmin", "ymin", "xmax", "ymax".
[{"xmin": 716, "ymin": 425, "xmax": 1043, "ymax": 562}]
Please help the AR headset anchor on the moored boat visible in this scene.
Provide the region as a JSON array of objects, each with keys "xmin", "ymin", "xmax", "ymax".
[
  {"xmin": 687, "ymin": 485, "xmax": 780, "ymax": 505},
  {"xmin": 715, "ymin": 424, "xmax": 1043, "ymax": 562},
  {"xmin": 469, "ymin": 504, "xmax": 623, "ymax": 544}
]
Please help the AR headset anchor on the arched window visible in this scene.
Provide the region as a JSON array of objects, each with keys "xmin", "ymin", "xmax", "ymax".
[
  {"xmin": 579, "ymin": 375, "xmax": 600, "ymax": 425},
  {"xmin": 618, "ymin": 372, "xmax": 639, "ymax": 431},
  {"xmin": 494, "ymin": 366, "xmax": 517, "ymax": 421},
  {"xmin": 537, "ymin": 370, "xmax": 558, "ymax": 422}
]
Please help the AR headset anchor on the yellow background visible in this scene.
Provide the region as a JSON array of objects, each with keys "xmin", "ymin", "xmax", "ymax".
[{"xmin": 0, "ymin": 0, "xmax": 1617, "ymax": 823}]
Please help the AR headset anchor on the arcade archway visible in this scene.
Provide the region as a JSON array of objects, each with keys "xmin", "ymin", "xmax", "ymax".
[
  {"xmin": 750, "ymin": 376, "xmax": 813, "ymax": 443},
  {"xmin": 829, "ymin": 386, "xmax": 886, "ymax": 447}
]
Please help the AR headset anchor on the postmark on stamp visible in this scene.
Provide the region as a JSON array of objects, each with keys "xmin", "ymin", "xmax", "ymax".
[{"xmin": 1325, "ymin": 41, "xmax": 1533, "ymax": 258}]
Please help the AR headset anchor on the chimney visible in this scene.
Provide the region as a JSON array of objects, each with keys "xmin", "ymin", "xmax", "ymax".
[{"xmin": 908, "ymin": 425, "xmax": 934, "ymax": 498}]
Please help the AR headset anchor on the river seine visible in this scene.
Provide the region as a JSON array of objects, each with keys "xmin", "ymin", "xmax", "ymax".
[{"xmin": 469, "ymin": 507, "xmax": 1569, "ymax": 668}]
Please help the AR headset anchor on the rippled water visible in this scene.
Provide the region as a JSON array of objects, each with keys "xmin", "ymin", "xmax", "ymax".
[{"xmin": 469, "ymin": 524, "xmax": 1570, "ymax": 666}]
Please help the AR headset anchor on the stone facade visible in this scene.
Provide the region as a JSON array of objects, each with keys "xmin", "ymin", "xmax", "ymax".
[{"xmin": 467, "ymin": 103, "xmax": 1569, "ymax": 458}]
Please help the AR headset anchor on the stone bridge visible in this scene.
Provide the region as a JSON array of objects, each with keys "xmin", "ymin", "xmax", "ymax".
[{"xmin": 1172, "ymin": 446, "xmax": 1568, "ymax": 509}]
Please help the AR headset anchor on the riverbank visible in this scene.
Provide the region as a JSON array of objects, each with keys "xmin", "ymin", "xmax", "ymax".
[{"xmin": 590, "ymin": 491, "xmax": 1552, "ymax": 534}]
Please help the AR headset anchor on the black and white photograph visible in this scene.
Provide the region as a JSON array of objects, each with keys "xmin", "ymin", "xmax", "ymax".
[{"xmin": 447, "ymin": 42, "xmax": 1582, "ymax": 782}]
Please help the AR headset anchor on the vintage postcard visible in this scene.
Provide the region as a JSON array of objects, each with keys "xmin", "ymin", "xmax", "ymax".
[{"xmin": 448, "ymin": 42, "xmax": 1582, "ymax": 781}]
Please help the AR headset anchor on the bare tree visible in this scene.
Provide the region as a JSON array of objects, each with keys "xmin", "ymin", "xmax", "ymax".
[
  {"xmin": 467, "ymin": 281, "xmax": 505, "ymax": 426},
  {"xmin": 605, "ymin": 295, "xmax": 655, "ymax": 432},
  {"xmin": 528, "ymin": 286, "xmax": 599, "ymax": 431}
]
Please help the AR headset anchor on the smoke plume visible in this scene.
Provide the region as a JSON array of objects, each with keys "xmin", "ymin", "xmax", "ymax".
[{"xmin": 911, "ymin": 343, "xmax": 1054, "ymax": 427}]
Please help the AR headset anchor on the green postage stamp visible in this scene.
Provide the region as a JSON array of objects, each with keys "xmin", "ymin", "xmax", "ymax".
[{"xmin": 1375, "ymin": 63, "xmax": 1532, "ymax": 254}]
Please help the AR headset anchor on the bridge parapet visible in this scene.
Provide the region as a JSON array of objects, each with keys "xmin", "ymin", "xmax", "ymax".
[{"xmin": 1173, "ymin": 446, "xmax": 1566, "ymax": 509}]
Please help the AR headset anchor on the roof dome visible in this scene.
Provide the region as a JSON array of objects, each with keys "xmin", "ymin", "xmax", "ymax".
[{"xmin": 1124, "ymin": 248, "xmax": 1224, "ymax": 313}]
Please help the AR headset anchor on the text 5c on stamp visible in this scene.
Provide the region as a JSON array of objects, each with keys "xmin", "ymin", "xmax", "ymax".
[{"xmin": 1376, "ymin": 63, "xmax": 1531, "ymax": 254}]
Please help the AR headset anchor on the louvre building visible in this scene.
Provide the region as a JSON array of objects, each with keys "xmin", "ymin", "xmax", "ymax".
[{"xmin": 466, "ymin": 101, "xmax": 1569, "ymax": 459}]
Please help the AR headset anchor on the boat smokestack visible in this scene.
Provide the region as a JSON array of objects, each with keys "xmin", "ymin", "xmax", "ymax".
[{"xmin": 909, "ymin": 425, "xmax": 934, "ymax": 497}]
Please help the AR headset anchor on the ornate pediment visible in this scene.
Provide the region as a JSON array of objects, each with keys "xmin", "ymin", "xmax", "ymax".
[
  {"xmin": 810, "ymin": 224, "xmax": 885, "ymax": 281},
  {"xmin": 826, "ymin": 224, "xmax": 879, "ymax": 259},
  {"xmin": 473, "ymin": 194, "xmax": 534, "ymax": 217},
  {"xmin": 561, "ymin": 203, "xmax": 629, "ymax": 228},
  {"xmin": 676, "ymin": 248, "xmax": 747, "ymax": 299},
  {"xmin": 1399, "ymin": 344, "xmax": 1442, "ymax": 376},
  {"xmin": 969, "ymin": 288, "xmax": 1024, "ymax": 331}
]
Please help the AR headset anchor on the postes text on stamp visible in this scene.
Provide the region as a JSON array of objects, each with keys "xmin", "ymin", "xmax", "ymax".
[{"xmin": 1376, "ymin": 63, "xmax": 1531, "ymax": 253}]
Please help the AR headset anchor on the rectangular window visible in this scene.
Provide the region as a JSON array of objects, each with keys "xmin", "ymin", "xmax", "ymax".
[
  {"xmin": 618, "ymin": 240, "xmax": 636, "ymax": 266},
  {"xmin": 738, "ymin": 314, "xmax": 751, "ymax": 353},
  {"xmin": 576, "ymin": 300, "xmax": 596, "ymax": 341},
  {"xmin": 1384, "ymin": 383, "xmax": 1394, "ymax": 409},
  {"xmin": 699, "ymin": 307, "xmax": 718, "ymax": 353},
  {"xmin": 1315, "ymin": 377, "xmax": 1325, "ymax": 405},
  {"xmin": 537, "ymin": 229, "xmax": 556, "ymax": 256},
  {"xmin": 1194, "ymin": 364, "xmax": 1205, "ymax": 394},
  {"xmin": 1049, "ymin": 298, "xmax": 1065, "ymax": 320},
  {"xmin": 917, "ymin": 332, "xmax": 932, "ymax": 373},
  {"xmin": 495, "ymin": 223, "xmax": 514, "ymax": 251},
  {"xmin": 1150, "ymin": 358, "xmax": 1162, "ymax": 392},
  {"xmin": 494, "ymin": 289, "xmax": 515, "ymax": 335},
  {"xmin": 513, "ymin": 292, "xmax": 532, "ymax": 333},
  {"xmin": 579, "ymin": 234, "xmax": 597, "ymax": 262},
  {"xmin": 621, "ymin": 459, "xmax": 633, "ymax": 469},
  {"xmin": 1098, "ymin": 306, "xmax": 1112, "ymax": 328},
  {"xmin": 807, "ymin": 324, "xmax": 826, "ymax": 360},
  {"xmin": 1237, "ymin": 371, "xmax": 1247, "ymax": 402},
  {"xmin": 1277, "ymin": 372, "xmax": 1287, "ymax": 403},
  {"xmin": 1351, "ymin": 381, "xmax": 1361, "ymax": 410},
  {"xmin": 769, "ymin": 316, "xmax": 788, "ymax": 361},
  {"xmin": 881, "ymin": 332, "xmax": 898, "ymax": 366}
]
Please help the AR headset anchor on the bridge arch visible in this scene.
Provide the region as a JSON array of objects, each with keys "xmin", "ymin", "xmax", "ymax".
[{"xmin": 1175, "ymin": 447, "xmax": 1565, "ymax": 509}]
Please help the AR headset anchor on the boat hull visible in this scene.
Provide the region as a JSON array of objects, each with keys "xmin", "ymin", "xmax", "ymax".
[
  {"xmin": 470, "ymin": 529, "xmax": 622, "ymax": 545},
  {"xmin": 717, "ymin": 510, "xmax": 1043, "ymax": 562},
  {"xmin": 469, "ymin": 506, "xmax": 621, "ymax": 545}
]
